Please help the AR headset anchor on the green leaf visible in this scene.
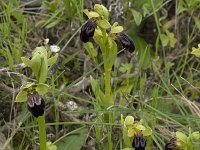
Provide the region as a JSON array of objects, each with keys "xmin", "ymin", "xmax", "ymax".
[
  {"xmin": 45, "ymin": 20, "xmax": 61, "ymax": 29},
  {"xmin": 38, "ymin": 57, "xmax": 48, "ymax": 83},
  {"xmin": 131, "ymin": 10, "xmax": 142, "ymax": 26},
  {"xmin": 93, "ymin": 28, "xmax": 103, "ymax": 46},
  {"xmin": 107, "ymin": 38, "xmax": 117, "ymax": 69},
  {"xmin": 177, "ymin": 1, "xmax": 187, "ymax": 14},
  {"xmin": 36, "ymin": 83, "xmax": 50, "ymax": 96},
  {"xmin": 94, "ymin": 4, "xmax": 109, "ymax": 20},
  {"xmin": 30, "ymin": 52, "xmax": 42, "ymax": 80},
  {"xmin": 194, "ymin": 17, "xmax": 200, "ymax": 30},
  {"xmin": 97, "ymin": 19, "xmax": 111, "ymax": 29},
  {"xmin": 110, "ymin": 26, "xmax": 123, "ymax": 34},
  {"xmin": 121, "ymin": 114, "xmax": 125, "ymax": 126},
  {"xmin": 131, "ymin": 34, "xmax": 151, "ymax": 69},
  {"xmin": 90, "ymin": 76, "xmax": 105, "ymax": 105},
  {"xmin": 108, "ymin": 36, "xmax": 113, "ymax": 48},
  {"xmin": 191, "ymin": 44, "xmax": 200, "ymax": 57},
  {"xmin": 166, "ymin": 30, "xmax": 177, "ymax": 48},
  {"xmin": 34, "ymin": 46, "xmax": 47, "ymax": 57},
  {"xmin": 94, "ymin": 28, "xmax": 103, "ymax": 36},
  {"xmin": 84, "ymin": 42, "xmax": 97, "ymax": 61},
  {"xmin": 176, "ymin": 131, "xmax": 187, "ymax": 143},
  {"xmin": 21, "ymin": 57, "xmax": 31, "ymax": 67},
  {"xmin": 122, "ymin": 148, "xmax": 134, "ymax": 150},
  {"xmin": 48, "ymin": 53, "xmax": 58, "ymax": 66},
  {"xmin": 119, "ymin": 63, "xmax": 133, "ymax": 73},
  {"xmin": 47, "ymin": 141, "xmax": 57, "ymax": 150},
  {"xmin": 83, "ymin": 9, "xmax": 99, "ymax": 19},
  {"xmin": 160, "ymin": 34, "xmax": 169, "ymax": 47},
  {"xmin": 54, "ymin": 127, "xmax": 88, "ymax": 150},
  {"xmin": 15, "ymin": 91, "xmax": 27, "ymax": 102},
  {"xmin": 6, "ymin": 48, "xmax": 13, "ymax": 70}
]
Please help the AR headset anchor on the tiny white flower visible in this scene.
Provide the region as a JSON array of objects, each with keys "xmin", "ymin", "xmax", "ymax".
[
  {"xmin": 66, "ymin": 101, "xmax": 78, "ymax": 111},
  {"xmin": 44, "ymin": 38, "xmax": 49, "ymax": 45},
  {"xmin": 50, "ymin": 45, "xmax": 60, "ymax": 53}
]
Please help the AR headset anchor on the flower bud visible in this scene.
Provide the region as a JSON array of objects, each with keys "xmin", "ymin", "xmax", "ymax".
[
  {"xmin": 27, "ymin": 92, "xmax": 45, "ymax": 118},
  {"xmin": 132, "ymin": 134, "xmax": 146, "ymax": 150},
  {"xmin": 118, "ymin": 32, "xmax": 135, "ymax": 52},
  {"xmin": 80, "ymin": 19, "xmax": 97, "ymax": 43}
]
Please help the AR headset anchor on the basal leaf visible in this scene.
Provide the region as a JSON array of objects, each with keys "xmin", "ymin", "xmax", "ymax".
[
  {"xmin": 131, "ymin": 10, "xmax": 142, "ymax": 26},
  {"xmin": 54, "ymin": 127, "xmax": 88, "ymax": 150}
]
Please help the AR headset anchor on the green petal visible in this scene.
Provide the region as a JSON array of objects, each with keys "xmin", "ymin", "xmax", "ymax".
[
  {"xmin": 36, "ymin": 83, "xmax": 50, "ymax": 96},
  {"xmin": 124, "ymin": 116, "xmax": 134, "ymax": 126},
  {"xmin": 21, "ymin": 57, "xmax": 31, "ymax": 67},
  {"xmin": 23, "ymin": 82, "xmax": 35, "ymax": 89},
  {"xmin": 127, "ymin": 128, "xmax": 136, "ymax": 137},
  {"xmin": 110, "ymin": 26, "xmax": 123, "ymax": 34},
  {"xmin": 15, "ymin": 91, "xmax": 27, "ymax": 102},
  {"xmin": 135, "ymin": 124, "xmax": 146, "ymax": 130},
  {"xmin": 176, "ymin": 131, "xmax": 187, "ymax": 143},
  {"xmin": 48, "ymin": 53, "xmax": 58, "ymax": 66},
  {"xmin": 94, "ymin": 4, "xmax": 109, "ymax": 20},
  {"xmin": 83, "ymin": 9, "xmax": 99, "ymax": 19},
  {"xmin": 97, "ymin": 19, "xmax": 111, "ymax": 29},
  {"xmin": 142, "ymin": 127, "xmax": 152, "ymax": 136}
]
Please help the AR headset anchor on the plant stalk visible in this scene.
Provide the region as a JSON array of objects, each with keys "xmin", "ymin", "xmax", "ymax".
[
  {"xmin": 37, "ymin": 115, "xmax": 47, "ymax": 150},
  {"xmin": 105, "ymin": 68, "xmax": 111, "ymax": 105}
]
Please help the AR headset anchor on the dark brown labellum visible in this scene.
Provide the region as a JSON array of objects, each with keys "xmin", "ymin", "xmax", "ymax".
[
  {"xmin": 27, "ymin": 92, "xmax": 45, "ymax": 118},
  {"xmin": 118, "ymin": 32, "xmax": 135, "ymax": 52},
  {"xmin": 80, "ymin": 19, "xmax": 96, "ymax": 43},
  {"xmin": 165, "ymin": 137, "xmax": 178, "ymax": 150},
  {"xmin": 132, "ymin": 134, "xmax": 146, "ymax": 150}
]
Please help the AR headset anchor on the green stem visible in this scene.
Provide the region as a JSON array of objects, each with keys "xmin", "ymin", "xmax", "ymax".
[
  {"xmin": 105, "ymin": 67, "xmax": 111, "ymax": 105},
  {"xmin": 37, "ymin": 115, "xmax": 47, "ymax": 150},
  {"xmin": 107, "ymin": 130, "xmax": 113, "ymax": 150},
  {"xmin": 108, "ymin": 112, "xmax": 114, "ymax": 150}
]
